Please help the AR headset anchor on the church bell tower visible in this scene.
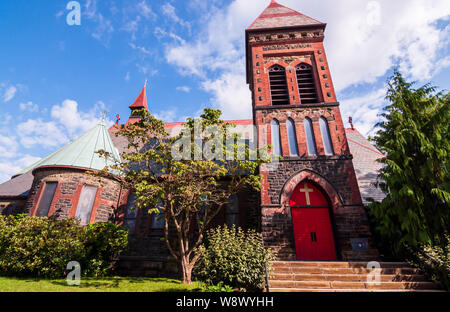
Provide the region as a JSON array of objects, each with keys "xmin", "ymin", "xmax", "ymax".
[{"xmin": 246, "ymin": 0, "xmax": 378, "ymax": 261}]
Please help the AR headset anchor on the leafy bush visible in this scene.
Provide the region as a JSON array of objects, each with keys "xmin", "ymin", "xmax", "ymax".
[
  {"xmin": 0, "ymin": 215, "xmax": 128, "ymax": 278},
  {"xmin": 200, "ymin": 282, "xmax": 235, "ymax": 292},
  {"xmin": 81, "ymin": 222, "xmax": 129, "ymax": 276},
  {"xmin": 408, "ymin": 235, "xmax": 450, "ymax": 290},
  {"xmin": 194, "ymin": 226, "xmax": 276, "ymax": 292}
]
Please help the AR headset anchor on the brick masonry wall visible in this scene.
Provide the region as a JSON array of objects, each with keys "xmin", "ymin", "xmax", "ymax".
[{"xmin": 248, "ymin": 25, "xmax": 379, "ymax": 262}]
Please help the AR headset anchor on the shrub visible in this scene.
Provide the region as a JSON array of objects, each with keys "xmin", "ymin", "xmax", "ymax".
[
  {"xmin": 200, "ymin": 282, "xmax": 235, "ymax": 293},
  {"xmin": 0, "ymin": 215, "xmax": 128, "ymax": 278},
  {"xmin": 408, "ymin": 235, "xmax": 450, "ymax": 290},
  {"xmin": 81, "ymin": 222, "xmax": 129, "ymax": 276},
  {"xmin": 194, "ymin": 226, "xmax": 276, "ymax": 292},
  {"xmin": 0, "ymin": 215, "xmax": 85, "ymax": 278}
]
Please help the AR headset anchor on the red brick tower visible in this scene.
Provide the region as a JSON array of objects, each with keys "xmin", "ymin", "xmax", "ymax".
[{"xmin": 246, "ymin": 1, "xmax": 378, "ymax": 261}]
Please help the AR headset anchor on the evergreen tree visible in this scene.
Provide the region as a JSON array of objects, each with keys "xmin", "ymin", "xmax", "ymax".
[{"xmin": 368, "ymin": 71, "xmax": 450, "ymax": 254}]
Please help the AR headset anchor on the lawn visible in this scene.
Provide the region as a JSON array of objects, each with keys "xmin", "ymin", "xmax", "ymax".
[{"xmin": 0, "ymin": 276, "xmax": 204, "ymax": 292}]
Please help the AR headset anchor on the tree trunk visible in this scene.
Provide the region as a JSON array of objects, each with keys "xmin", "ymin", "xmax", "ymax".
[{"xmin": 181, "ymin": 258, "xmax": 193, "ymax": 284}]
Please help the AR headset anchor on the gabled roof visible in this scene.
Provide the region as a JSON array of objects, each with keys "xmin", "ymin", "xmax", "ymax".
[
  {"xmin": 0, "ymin": 171, "xmax": 34, "ymax": 198},
  {"xmin": 345, "ymin": 128, "xmax": 386, "ymax": 205},
  {"xmin": 15, "ymin": 121, "xmax": 121, "ymax": 176},
  {"xmin": 247, "ymin": 0, "xmax": 323, "ymax": 31}
]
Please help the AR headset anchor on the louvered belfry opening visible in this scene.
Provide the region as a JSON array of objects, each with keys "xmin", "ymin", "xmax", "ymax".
[
  {"xmin": 269, "ymin": 65, "xmax": 290, "ymax": 105},
  {"xmin": 296, "ymin": 63, "xmax": 319, "ymax": 104}
]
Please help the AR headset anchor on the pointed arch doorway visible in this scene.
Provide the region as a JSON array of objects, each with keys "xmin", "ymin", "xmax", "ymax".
[{"xmin": 290, "ymin": 181, "xmax": 337, "ymax": 260}]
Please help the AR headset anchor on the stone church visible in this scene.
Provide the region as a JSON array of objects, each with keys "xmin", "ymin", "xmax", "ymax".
[{"xmin": 0, "ymin": 1, "xmax": 387, "ymax": 268}]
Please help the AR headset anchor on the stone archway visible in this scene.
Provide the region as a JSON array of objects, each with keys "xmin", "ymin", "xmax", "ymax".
[{"xmin": 279, "ymin": 169, "xmax": 343, "ymax": 216}]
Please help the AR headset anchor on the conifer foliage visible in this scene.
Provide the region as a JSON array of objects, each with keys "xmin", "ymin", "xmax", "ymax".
[{"xmin": 368, "ymin": 71, "xmax": 450, "ymax": 253}]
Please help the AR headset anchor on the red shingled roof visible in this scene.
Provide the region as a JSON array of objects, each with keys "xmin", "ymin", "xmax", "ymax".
[
  {"xmin": 129, "ymin": 85, "xmax": 148, "ymax": 111},
  {"xmin": 247, "ymin": 0, "xmax": 323, "ymax": 31}
]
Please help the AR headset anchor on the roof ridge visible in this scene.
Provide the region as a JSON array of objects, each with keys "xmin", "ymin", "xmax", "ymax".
[{"xmin": 247, "ymin": 0, "xmax": 323, "ymax": 30}]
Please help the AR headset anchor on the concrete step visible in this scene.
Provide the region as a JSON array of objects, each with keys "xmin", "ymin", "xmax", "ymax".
[
  {"xmin": 269, "ymin": 288, "xmax": 446, "ymax": 293},
  {"xmin": 272, "ymin": 266, "xmax": 420, "ymax": 275},
  {"xmin": 270, "ymin": 273, "xmax": 428, "ymax": 282},
  {"xmin": 270, "ymin": 261, "xmax": 410, "ymax": 268},
  {"xmin": 269, "ymin": 280, "xmax": 439, "ymax": 290}
]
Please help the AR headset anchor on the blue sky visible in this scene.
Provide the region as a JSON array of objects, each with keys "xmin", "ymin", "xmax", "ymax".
[{"xmin": 0, "ymin": 0, "xmax": 449, "ymax": 183}]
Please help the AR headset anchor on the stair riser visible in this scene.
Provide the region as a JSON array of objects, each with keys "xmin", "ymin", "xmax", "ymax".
[
  {"xmin": 270, "ymin": 274, "xmax": 428, "ymax": 282},
  {"xmin": 269, "ymin": 281, "xmax": 438, "ymax": 290},
  {"xmin": 271, "ymin": 262, "xmax": 410, "ymax": 269},
  {"xmin": 272, "ymin": 268, "xmax": 419, "ymax": 275}
]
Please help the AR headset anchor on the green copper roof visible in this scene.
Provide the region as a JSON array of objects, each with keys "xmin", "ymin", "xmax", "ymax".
[{"xmin": 15, "ymin": 121, "xmax": 121, "ymax": 176}]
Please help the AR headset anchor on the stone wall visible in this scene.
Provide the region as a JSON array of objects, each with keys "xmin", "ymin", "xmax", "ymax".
[
  {"xmin": 24, "ymin": 167, "xmax": 123, "ymax": 223},
  {"xmin": 0, "ymin": 198, "xmax": 26, "ymax": 216},
  {"xmin": 260, "ymin": 159, "xmax": 379, "ymax": 261}
]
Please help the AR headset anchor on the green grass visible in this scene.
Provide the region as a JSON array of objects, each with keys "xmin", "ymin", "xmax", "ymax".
[{"xmin": 0, "ymin": 276, "xmax": 204, "ymax": 292}]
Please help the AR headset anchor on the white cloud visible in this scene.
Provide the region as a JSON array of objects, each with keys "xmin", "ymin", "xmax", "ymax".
[
  {"xmin": 339, "ymin": 89, "xmax": 387, "ymax": 136},
  {"xmin": 153, "ymin": 108, "xmax": 178, "ymax": 123},
  {"xmin": 162, "ymin": 3, "xmax": 190, "ymax": 29},
  {"xmin": 0, "ymin": 99, "xmax": 114, "ymax": 183},
  {"xmin": 84, "ymin": 0, "xmax": 114, "ymax": 46},
  {"xmin": 0, "ymin": 155, "xmax": 41, "ymax": 183},
  {"xmin": 17, "ymin": 119, "xmax": 69, "ymax": 149},
  {"xmin": 137, "ymin": 0, "xmax": 156, "ymax": 20},
  {"xmin": 51, "ymin": 99, "xmax": 112, "ymax": 138},
  {"xmin": 3, "ymin": 86, "xmax": 17, "ymax": 102},
  {"xmin": 176, "ymin": 86, "xmax": 191, "ymax": 93},
  {"xmin": 202, "ymin": 71, "xmax": 252, "ymax": 120},
  {"xmin": 129, "ymin": 42, "xmax": 153, "ymax": 56},
  {"xmin": 15, "ymin": 99, "xmax": 113, "ymax": 150},
  {"xmin": 19, "ymin": 101, "xmax": 39, "ymax": 113},
  {"xmin": 0, "ymin": 134, "xmax": 19, "ymax": 159}
]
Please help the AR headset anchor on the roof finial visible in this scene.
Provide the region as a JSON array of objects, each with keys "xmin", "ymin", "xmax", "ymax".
[
  {"xmin": 349, "ymin": 117, "xmax": 354, "ymax": 130},
  {"xmin": 144, "ymin": 79, "xmax": 148, "ymax": 88},
  {"xmin": 100, "ymin": 110, "xmax": 108, "ymax": 125}
]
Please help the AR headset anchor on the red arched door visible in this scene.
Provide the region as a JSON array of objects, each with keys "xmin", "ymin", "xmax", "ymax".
[{"xmin": 290, "ymin": 181, "xmax": 337, "ymax": 260}]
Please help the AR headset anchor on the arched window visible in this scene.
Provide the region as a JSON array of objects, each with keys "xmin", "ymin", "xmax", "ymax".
[
  {"xmin": 269, "ymin": 65, "xmax": 289, "ymax": 105},
  {"xmin": 271, "ymin": 119, "xmax": 282, "ymax": 156},
  {"xmin": 304, "ymin": 118, "xmax": 317, "ymax": 156},
  {"xmin": 319, "ymin": 117, "xmax": 334, "ymax": 155},
  {"xmin": 286, "ymin": 118, "xmax": 299, "ymax": 156},
  {"xmin": 296, "ymin": 63, "xmax": 319, "ymax": 104}
]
